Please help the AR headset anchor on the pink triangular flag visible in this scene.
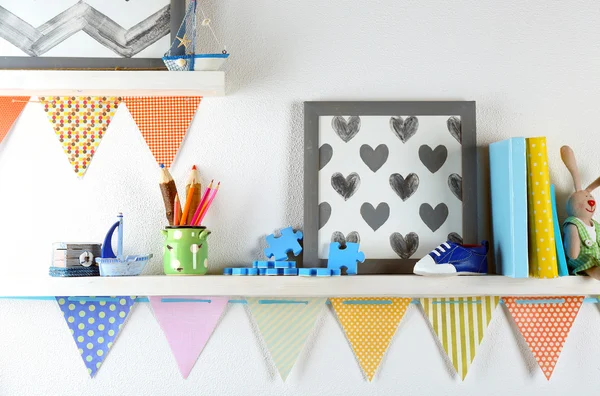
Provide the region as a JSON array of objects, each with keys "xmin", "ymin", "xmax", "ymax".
[{"xmin": 150, "ymin": 296, "xmax": 227, "ymax": 378}]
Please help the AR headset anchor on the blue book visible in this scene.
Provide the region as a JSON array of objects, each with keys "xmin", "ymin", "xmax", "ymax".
[
  {"xmin": 550, "ymin": 184, "xmax": 569, "ymax": 276},
  {"xmin": 489, "ymin": 138, "xmax": 529, "ymax": 277}
]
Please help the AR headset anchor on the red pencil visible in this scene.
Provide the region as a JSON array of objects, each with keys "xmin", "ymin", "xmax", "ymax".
[{"xmin": 173, "ymin": 194, "xmax": 181, "ymax": 225}]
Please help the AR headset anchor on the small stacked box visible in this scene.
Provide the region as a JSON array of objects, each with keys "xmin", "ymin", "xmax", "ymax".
[{"xmin": 223, "ymin": 261, "xmax": 341, "ymax": 276}]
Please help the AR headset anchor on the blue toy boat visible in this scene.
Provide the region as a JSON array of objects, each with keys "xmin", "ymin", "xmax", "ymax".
[{"xmin": 163, "ymin": 0, "xmax": 229, "ymax": 71}]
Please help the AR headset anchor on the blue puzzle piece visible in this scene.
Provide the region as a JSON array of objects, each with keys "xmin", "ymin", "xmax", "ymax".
[
  {"xmin": 327, "ymin": 242, "xmax": 365, "ymax": 275},
  {"xmin": 264, "ymin": 227, "xmax": 303, "ymax": 261},
  {"xmin": 316, "ymin": 268, "xmax": 332, "ymax": 277},
  {"xmin": 232, "ymin": 268, "xmax": 248, "ymax": 276},
  {"xmin": 258, "ymin": 268, "xmax": 267, "ymax": 275},
  {"xmin": 223, "ymin": 268, "xmax": 233, "ymax": 275},
  {"xmin": 298, "ymin": 268, "xmax": 318, "ymax": 276},
  {"xmin": 247, "ymin": 268, "xmax": 259, "ymax": 276},
  {"xmin": 275, "ymin": 261, "xmax": 296, "ymax": 269},
  {"xmin": 265, "ymin": 268, "xmax": 283, "ymax": 276},
  {"xmin": 283, "ymin": 268, "xmax": 298, "ymax": 276},
  {"xmin": 254, "ymin": 260, "xmax": 276, "ymax": 269},
  {"xmin": 298, "ymin": 267, "xmax": 338, "ymax": 277},
  {"xmin": 330, "ymin": 269, "xmax": 341, "ymax": 276}
]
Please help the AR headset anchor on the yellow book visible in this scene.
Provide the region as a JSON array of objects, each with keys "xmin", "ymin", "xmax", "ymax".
[{"xmin": 526, "ymin": 137, "xmax": 558, "ymax": 278}]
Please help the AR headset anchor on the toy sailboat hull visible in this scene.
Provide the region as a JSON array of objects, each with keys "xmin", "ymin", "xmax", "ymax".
[{"xmin": 163, "ymin": 53, "xmax": 229, "ymax": 71}]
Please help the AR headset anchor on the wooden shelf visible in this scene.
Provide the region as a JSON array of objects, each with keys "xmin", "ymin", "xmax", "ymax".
[
  {"xmin": 1, "ymin": 275, "xmax": 599, "ymax": 297},
  {"xmin": 0, "ymin": 70, "xmax": 225, "ymax": 96}
]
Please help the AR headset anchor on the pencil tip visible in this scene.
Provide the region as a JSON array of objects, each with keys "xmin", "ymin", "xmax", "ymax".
[
  {"xmin": 192, "ymin": 165, "xmax": 197, "ymax": 170},
  {"xmin": 160, "ymin": 164, "xmax": 165, "ymax": 169}
]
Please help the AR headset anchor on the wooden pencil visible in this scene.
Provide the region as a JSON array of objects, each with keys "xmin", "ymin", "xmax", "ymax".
[
  {"xmin": 179, "ymin": 185, "xmax": 196, "ymax": 226},
  {"xmin": 190, "ymin": 180, "xmax": 213, "ymax": 226},
  {"xmin": 173, "ymin": 194, "xmax": 181, "ymax": 225},
  {"xmin": 184, "ymin": 165, "xmax": 202, "ymax": 224},
  {"xmin": 196, "ymin": 181, "xmax": 220, "ymax": 225},
  {"xmin": 159, "ymin": 164, "xmax": 179, "ymax": 226}
]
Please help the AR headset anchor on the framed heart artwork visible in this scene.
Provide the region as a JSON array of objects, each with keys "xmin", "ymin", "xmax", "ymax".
[{"xmin": 303, "ymin": 101, "xmax": 477, "ymax": 274}]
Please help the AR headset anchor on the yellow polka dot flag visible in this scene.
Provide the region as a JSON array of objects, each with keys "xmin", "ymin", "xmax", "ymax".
[
  {"xmin": 40, "ymin": 96, "xmax": 122, "ymax": 177},
  {"xmin": 330, "ymin": 297, "xmax": 411, "ymax": 381},
  {"xmin": 247, "ymin": 297, "xmax": 327, "ymax": 381},
  {"xmin": 420, "ymin": 297, "xmax": 500, "ymax": 380},
  {"xmin": 56, "ymin": 296, "xmax": 136, "ymax": 377},
  {"xmin": 503, "ymin": 296, "xmax": 583, "ymax": 380},
  {"xmin": 526, "ymin": 137, "xmax": 558, "ymax": 278}
]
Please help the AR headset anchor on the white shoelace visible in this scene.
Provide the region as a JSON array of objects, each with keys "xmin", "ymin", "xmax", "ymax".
[{"xmin": 431, "ymin": 242, "xmax": 451, "ymax": 257}]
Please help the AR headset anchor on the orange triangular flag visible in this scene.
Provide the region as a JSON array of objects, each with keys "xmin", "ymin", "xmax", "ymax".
[
  {"xmin": 40, "ymin": 96, "xmax": 122, "ymax": 177},
  {"xmin": 123, "ymin": 97, "xmax": 201, "ymax": 168},
  {"xmin": 330, "ymin": 297, "xmax": 411, "ymax": 381},
  {"xmin": 0, "ymin": 96, "xmax": 29, "ymax": 144},
  {"xmin": 503, "ymin": 296, "xmax": 583, "ymax": 380}
]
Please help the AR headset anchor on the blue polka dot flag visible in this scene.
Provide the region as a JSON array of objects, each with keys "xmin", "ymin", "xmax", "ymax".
[{"xmin": 56, "ymin": 296, "xmax": 136, "ymax": 377}]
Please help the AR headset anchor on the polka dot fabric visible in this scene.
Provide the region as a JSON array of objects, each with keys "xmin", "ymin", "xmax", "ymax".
[
  {"xmin": 526, "ymin": 137, "xmax": 558, "ymax": 278},
  {"xmin": 503, "ymin": 296, "xmax": 583, "ymax": 380},
  {"xmin": 123, "ymin": 97, "xmax": 201, "ymax": 168},
  {"xmin": 330, "ymin": 297, "xmax": 411, "ymax": 381},
  {"xmin": 0, "ymin": 96, "xmax": 29, "ymax": 145},
  {"xmin": 56, "ymin": 296, "xmax": 136, "ymax": 377},
  {"xmin": 40, "ymin": 96, "xmax": 121, "ymax": 177}
]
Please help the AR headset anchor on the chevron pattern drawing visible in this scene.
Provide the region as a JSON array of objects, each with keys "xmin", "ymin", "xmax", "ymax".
[{"xmin": 0, "ymin": 3, "xmax": 170, "ymax": 57}]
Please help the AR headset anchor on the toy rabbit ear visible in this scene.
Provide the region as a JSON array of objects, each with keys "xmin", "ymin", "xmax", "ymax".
[
  {"xmin": 586, "ymin": 177, "xmax": 600, "ymax": 192},
  {"xmin": 560, "ymin": 145, "xmax": 582, "ymax": 191}
]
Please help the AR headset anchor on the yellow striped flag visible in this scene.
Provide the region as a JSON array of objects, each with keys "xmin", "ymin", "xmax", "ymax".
[
  {"xmin": 247, "ymin": 297, "xmax": 326, "ymax": 381},
  {"xmin": 330, "ymin": 297, "xmax": 411, "ymax": 381},
  {"xmin": 420, "ymin": 296, "xmax": 500, "ymax": 380}
]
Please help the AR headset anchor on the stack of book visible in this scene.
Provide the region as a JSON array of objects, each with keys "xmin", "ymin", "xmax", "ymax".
[{"xmin": 489, "ymin": 137, "xmax": 569, "ymax": 278}]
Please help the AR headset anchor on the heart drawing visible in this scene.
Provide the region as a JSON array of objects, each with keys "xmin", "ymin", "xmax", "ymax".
[
  {"xmin": 419, "ymin": 145, "xmax": 447, "ymax": 174},
  {"xmin": 331, "ymin": 231, "xmax": 360, "ymax": 248},
  {"xmin": 419, "ymin": 203, "xmax": 449, "ymax": 232},
  {"xmin": 389, "ymin": 173, "xmax": 419, "ymax": 201},
  {"xmin": 319, "ymin": 202, "xmax": 331, "ymax": 229},
  {"xmin": 447, "ymin": 116, "xmax": 461, "ymax": 144},
  {"xmin": 389, "ymin": 232, "xmax": 419, "ymax": 259},
  {"xmin": 360, "ymin": 202, "xmax": 390, "ymax": 231},
  {"xmin": 319, "ymin": 144, "xmax": 333, "ymax": 170},
  {"xmin": 332, "ymin": 116, "xmax": 361, "ymax": 143},
  {"xmin": 360, "ymin": 144, "xmax": 389, "ymax": 173},
  {"xmin": 448, "ymin": 173, "xmax": 462, "ymax": 201},
  {"xmin": 331, "ymin": 172, "xmax": 361, "ymax": 201},
  {"xmin": 390, "ymin": 116, "xmax": 419, "ymax": 143}
]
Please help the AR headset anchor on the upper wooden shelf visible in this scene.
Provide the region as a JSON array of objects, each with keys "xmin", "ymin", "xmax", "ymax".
[
  {"xmin": 1, "ymin": 275, "xmax": 599, "ymax": 297},
  {"xmin": 0, "ymin": 70, "xmax": 225, "ymax": 96}
]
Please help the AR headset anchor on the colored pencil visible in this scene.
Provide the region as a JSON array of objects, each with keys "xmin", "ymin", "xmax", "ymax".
[
  {"xmin": 159, "ymin": 164, "xmax": 179, "ymax": 226},
  {"xmin": 173, "ymin": 194, "xmax": 181, "ymax": 225},
  {"xmin": 179, "ymin": 186, "xmax": 196, "ymax": 226},
  {"xmin": 190, "ymin": 180, "xmax": 214, "ymax": 226},
  {"xmin": 196, "ymin": 181, "xmax": 220, "ymax": 225},
  {"xmin": 184, "ymin": 165, "xmax": 201, "ymax": 224}
]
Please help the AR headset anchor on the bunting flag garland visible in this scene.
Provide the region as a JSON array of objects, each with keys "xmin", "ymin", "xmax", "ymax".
[
  {"xmin": 56, "ymin": 296, "xmax": 136, "ymax": 377},
  {"xmin": 330, "ymin": 297, "xmax": 411, "ymax": 381},
  {"xmin": 122, "ymin": 96, "xmax": 201, "ymax": 168},
  {"xmin": 0, "ymin": 96, "xmax": 29, "ymax": 145},
  {"xmin": 40, "ymin": 96, "xmax": 122, "ymax": 177},
  {"xmin": 503, "ymin": 296, "xmax": 584, "ymax": 380},
  {"xmin": 149, "ymin": 296, "xmax": 228, "ymax": 379},
  {"xmin": 246, "ymin": 297, "xmax": 326, "ymax": 380},
  {"xmin": 420, "ymin": 296, "xmax": 500, "ymax": 380}
]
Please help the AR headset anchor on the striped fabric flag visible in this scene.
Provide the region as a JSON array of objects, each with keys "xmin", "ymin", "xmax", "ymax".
[
  {"xmin": 420, "ymin": 296, "xmax": 500, "ymax": 380},
  {"xmin": 246, "ymin": 297, "xmax": 326, "ymax": 381},
  {"xmin": 503, "ymin": 296, "xmax": 583, "ymax": 379},
  {"xmin": 330, "ymin": 297, "xmax": 411, "ymax": 381}
]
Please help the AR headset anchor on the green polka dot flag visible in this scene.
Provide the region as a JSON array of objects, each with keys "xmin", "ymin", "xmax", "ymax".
[{"xmin": 56, "ymin": 296, "xmax": 136, "ymax": 377}]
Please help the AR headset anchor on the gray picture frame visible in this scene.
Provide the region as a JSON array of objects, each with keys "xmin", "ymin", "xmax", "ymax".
[
  {"xmin": 0, "ymin": 0, "xmax": 184, "ymax": 70},
  {"xmin": 303, "ymin": 101, "xmax": 477, "ymax": 274}
]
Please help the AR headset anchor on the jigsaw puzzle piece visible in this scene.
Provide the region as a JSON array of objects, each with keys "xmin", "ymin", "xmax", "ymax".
[
  {"xmin": 327, "ymin": 242, "xmax": 365, "ymax": 275},
  {"xmin": 264, "ymin": 227, "xmax": 303, "ymax": 260}
]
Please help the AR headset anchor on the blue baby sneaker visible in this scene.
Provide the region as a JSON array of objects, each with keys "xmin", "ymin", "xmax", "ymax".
[{"xmin": 413, "ymin": 241, "xmax": 489, "ymax": 276}]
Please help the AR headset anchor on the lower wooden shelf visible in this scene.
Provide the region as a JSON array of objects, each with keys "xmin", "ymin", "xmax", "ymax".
[{"xmin": 1, "ymin": 275, "xmax": 599, "ymax": 297}]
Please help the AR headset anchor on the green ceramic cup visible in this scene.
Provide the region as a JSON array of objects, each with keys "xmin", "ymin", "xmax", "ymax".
[{"xmin": 162, "ymin": 226, "xmax": 210, "ymax": 275}]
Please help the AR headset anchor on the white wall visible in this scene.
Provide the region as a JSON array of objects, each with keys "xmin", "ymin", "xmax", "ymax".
[{"xmin": 0, "ymin": 0, "xmax": 599, "ymax": 394}]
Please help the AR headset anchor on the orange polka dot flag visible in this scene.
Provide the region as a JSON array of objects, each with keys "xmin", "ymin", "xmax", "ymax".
[
  {"xmin": 56, "ymin": 296, "xmax": 136, "ymax": 377},
  {"xmin": 503, "ymin": 296, "xmax": 583, "ymax": 380},
  {"xmin": 123, "ymin": 97, "xmax": 202, "ymax": 169},
  {"xmin": 40, "ymin": 96, "xmax": 122, "ymax": 177},
  {"xmin": 330, "ymin": 297, "xmax": 411, "ymax": 381},
  {"xmin": 0, "ymin": 96, "xmax": 29, "ymax": 146}
]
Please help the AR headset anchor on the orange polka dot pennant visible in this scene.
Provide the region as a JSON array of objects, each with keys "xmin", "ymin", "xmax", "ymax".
[
  {"xmin": 0, "ymin": 96, "xmax": 29, "ymax": 146},
  {"xmin": 123, "ymin": 97, "xmax": 201, "ymax": 169},
  {"xmin": 503, "ymin": 296, "xmax": 583, "ymax": 380},
  {"xmin": 330, "ymin": 297, "xmax": 411, "ymax": 381},
  {"xmin": 40, "ymin": 96, "xmax": 122, "ymax": 177}
]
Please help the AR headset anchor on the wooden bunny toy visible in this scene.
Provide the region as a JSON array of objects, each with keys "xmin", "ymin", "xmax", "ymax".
[{"xmin": 561, "ymin": 145, "xmax": 600, "ymax": 278}]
